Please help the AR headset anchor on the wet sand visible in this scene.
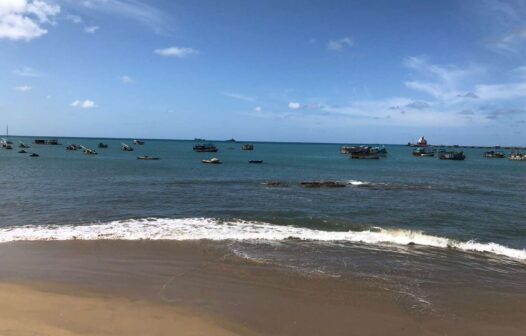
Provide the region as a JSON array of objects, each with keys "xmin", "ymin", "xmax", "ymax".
[{"xmin": 0, "ymin": 240, "xmax": 524, "ymax": 336}]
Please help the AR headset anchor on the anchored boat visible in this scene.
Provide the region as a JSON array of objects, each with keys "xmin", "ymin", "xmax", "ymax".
[
  {"xmin": 202, "ymin": 157, "xmax": 221, "ymax": 164},
  {"xmin": 439, "ymin": 151, "xmax": 465, "ymax": 160},
  {"xmin": 193, "ymin": 143, "xmax": 218, "ymax": 152}
]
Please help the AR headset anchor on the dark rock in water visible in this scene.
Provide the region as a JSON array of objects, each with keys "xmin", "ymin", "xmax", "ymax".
[
  {"xmin": 263, "ymin": 181, "xmax": 288, "ymax": 187},
  {"xmin": 407, "ymin": 242, "xmax": 416, "ymax": 246},
  {"xmin": 301, "ymin": 181, "xmax": 346, "ymax": 188}
]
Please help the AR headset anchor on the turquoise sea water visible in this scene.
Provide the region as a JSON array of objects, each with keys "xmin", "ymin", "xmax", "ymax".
[{"xmin": 1, "ymin": 137, "xmax": 525, "ymax": 305}]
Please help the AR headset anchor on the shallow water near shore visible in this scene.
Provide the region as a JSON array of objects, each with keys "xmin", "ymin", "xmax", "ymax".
[{"xmin": 1, "ymin": 137, "xmax": 525, "ymax": 309}]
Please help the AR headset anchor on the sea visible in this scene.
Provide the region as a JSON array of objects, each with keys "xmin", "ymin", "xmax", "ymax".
[{"xmin": 1, "ymin": 137, "xmax": 525, "ymax": 309}]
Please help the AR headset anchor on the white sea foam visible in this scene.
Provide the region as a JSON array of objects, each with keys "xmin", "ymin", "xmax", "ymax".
[
  {"xmin": 0, "ymin": 218, "xmax": 525, "ymax": 261},
  {"xmin": 347, "ymin": 180, "xmax": 369, "ymax": 186}
]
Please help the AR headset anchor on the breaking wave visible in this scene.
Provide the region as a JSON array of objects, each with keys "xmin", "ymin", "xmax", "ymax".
[{"xmin": 0, "ymin": 218, "xmax": 525, "ymax": 261}]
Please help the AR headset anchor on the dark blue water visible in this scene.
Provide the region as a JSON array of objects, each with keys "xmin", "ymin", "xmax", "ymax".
[{"xmin": 1, "ymin": 137, "xmax": 525, "ymax": 306}]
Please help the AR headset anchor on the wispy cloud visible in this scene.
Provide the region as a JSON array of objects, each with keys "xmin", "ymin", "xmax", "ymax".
[
  {"xmin": 121, "ymin": 75, "xmax": 133, "ymax": 84},
  {"xmin": 221, "ymin": 92, "xmax": 255, "ymax": 102},
  {"xmin": 0, "ymin": 0, "xmax": 60, "ymax": 41},
  {"xmin": 403, "ymin": 56, "xmax": 482, "ymax": 100},
  {"xmin": 13, "ymin": 66, "xmax": 41, "ymax": 77},
  {"xmin": 326, "ymin": 37, "xmax": 354, "ymax": 51},
  {"xmin": 65, "ymin": 14, "xmax": 82, "ymax": 24},
  {"xmin": 154, "ymin": 46, "xmax": 199, "ymax": 58},
  {"xmin": 71, "ymin": 99, "xmax": 97, "ymax": 109},
  {"xmin": 14, "ymin": 85, "xmax": 32, "ymax": 92},
  {"xmin": 485, "ymin": 108, "xmax": 525, "ymax": 120},
  {"xmin": 65, "ymin": 0, "xmax": 171, "ymax": 34},
  {"xmin": 253, "ymin": 106, "xmax": 262, "ymax": 112},
  {"xmin": 84, "ymin": 25, "xmax": 99, "ymax": 33}
]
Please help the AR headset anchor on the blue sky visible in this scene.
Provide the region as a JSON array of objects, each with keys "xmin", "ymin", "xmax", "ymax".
[{"xmin": 1, "ymin": 0, "xmax": 526, "ymax": 145}]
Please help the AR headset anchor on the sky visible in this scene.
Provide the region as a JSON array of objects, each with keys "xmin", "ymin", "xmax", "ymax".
[{"xmin": 1, "ymin": 0, "xmax": 526, "ymax": 145}]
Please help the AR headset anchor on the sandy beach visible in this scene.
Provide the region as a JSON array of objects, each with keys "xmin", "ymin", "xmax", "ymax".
[{"xmin": 0, "ymin": 240, "xmax": 524, "ymax": 336}]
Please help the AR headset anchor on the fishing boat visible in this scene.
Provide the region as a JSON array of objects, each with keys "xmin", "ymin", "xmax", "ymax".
[
  {"xmin": 98, "ymin": 142, "xmax": 108, "ymax": 148},
  {"xmin": 193, "ymin": 143, "xmax": 218, "ymax": 152},
  {"xmin": 81, "ymin": 145, "xmax": 98, "ymax": 155},
  {"xmin": 1, "ymin": 139, "xmax": 12, "ymax": 149},
  {"xmin": 372, "ymin": 146, "xmax": 388, "ymax": 156},
  {"xmin": 34, "ymin": 139, "xmax": 59, "ymax": 145},
  {"xmin": 248, "ymin": 160, "xmax": 263, "ymax": 164},
  {"xmin": 66, "ymin": 144, "xmax": 80, "ymax": 151},
  {"xmin": 121, "ymin": 143, "xmax": 134, "ymax": 151},
  {"xmin": 18, "ymin": 149, "xmax": 27, "ymax": 154},
  {"xmin": 202, "ymin": 157, "xmax": 221, "ymax": 164},
  {"xmin": 242, "ymin": 144, "xmax": 254, "ymax": 150},
  {"xmin": 412, "ymin": 147, "xmax": 435, "ymax": 157},
  {"xmin": 18, "ymin": 141, "xmax": 30, "ymax": 148},
  {"xmin": 509, "ymin": 153, "xmax": 526, "ymax": 161},
  {"xmin": 439, "ymin": 151, "xmax": 465, "ymax": 160},
  {"xmin": 133, "ymin": 139, "xmax": 145, "ymax": 145},
  {"xmin": 484, "ymin": 151, "xmax": 505, "ymax": 158},
  {"xmin": 29, "ymin": 153, "xmax": 39, "ymax": 157},
  {"xmin": 344, "ymin": 145, "xmax": 382, "ymax": 159},
  {"xmin": 137, "ymin": 156, "xmax": 160, "ymax": 160}
]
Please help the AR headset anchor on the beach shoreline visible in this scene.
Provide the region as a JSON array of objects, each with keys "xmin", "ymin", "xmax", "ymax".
[{"xmin": 0, "ymin": 240, "xmax": 524, "ymax": 336}]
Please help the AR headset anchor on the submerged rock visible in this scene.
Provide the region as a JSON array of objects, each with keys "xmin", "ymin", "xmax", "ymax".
[{"xmin": 300, "ymin": 181, "xmax": 346, "ymax": 188}]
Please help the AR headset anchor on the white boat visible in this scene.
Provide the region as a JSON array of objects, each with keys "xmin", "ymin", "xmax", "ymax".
[
  {"xmin": 121, "ymin": 143, "xmax": 134, "ymax": 151},
  {"xmin": 202, "ymin": 157, "xmax": 221, "ymax": 164}
]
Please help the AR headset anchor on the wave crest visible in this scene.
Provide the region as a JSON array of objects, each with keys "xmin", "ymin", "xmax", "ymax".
[{"xmin": 0, "ymin": 218, "xmax": 524, "ymax": 261}]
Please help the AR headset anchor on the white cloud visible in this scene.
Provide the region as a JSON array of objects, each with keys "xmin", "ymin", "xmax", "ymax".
[
  {"xmin": 0, "ymin": 0, "xmax": 60, "ymax": 41},
  {"xmin": 121, "ymin": 75, "xmax": 133, "ymax": 84},
  {"xmin": 288, "ymin": 102, "xmax": 301, "ymax": 110},
  {"xmin": 327, "ymin": 37, "xmax": 354, "ymax": 51},
  {"xmin": 403, "ymin": 56, "xmax": 482, "ymax": 100},
  {"xmin": 154, "ymin": 46, "xmax": 199, "ymax": 58},
  {"xmin": 253, "ymin": 106, "xmax": 262, "ymax": 112},
  {"xmin": 474, "ymin": 82, "xmax": 526, "ymax": 100},
  {"xmin": 65, "ymin": 14, "xmax": 82, "ymax": 24},
  {"xmin": 75, "ymin": 0, "xmax": 170, "ymax": 34},
  {"xmin": 84, "ymin": 25, "xmax": 99, "ymax": 33},
  {"xmin": 14, "ymin": 85, "xmax": 31, "ymax": 91},
  {"xmin": 221, "ymin": 92, "xmax": 255, "ymax": 102},
  {"xmin": 13, "ymin": 66, "xmax": 40, "ymax": 77},
  {"xmin": 71, "ymin": 99, "xmax": 96, "ymax": 109}
]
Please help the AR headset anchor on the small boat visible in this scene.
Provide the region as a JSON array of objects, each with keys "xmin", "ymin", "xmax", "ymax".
[
  {"xmin": 34, "ymin": 139, "xmax": 59, "ymax": 145},
  {"xmin": 80, "ymin": 145, "xmax": 97, "ymax": 155},
  {"xmin": 18, "ymin": 149, "xmax": 27, "ymax": 154},
  {"xmin": 66, "ymin": 144, "xmax": 79, "ymax": 151},
  {"xmin": 509, "ymin": 153, "xmax": 526, "ymax": 161},
  {"xmin": 412, "ymin": 147, "xmax": 435, "ymax": 157},
  {"xmin": 137, "ymin": 156, "xmax": 160, "ymax": 160},
  {"xmin": 19, "ymin": 141, "xmax": 30, "ymax": 149},
  {"xmin": 248, "ymin": 160, "xmax": 263, "ymax": 164},
  {"xmin": 484, "ymin": 151, "xmax": 505, "ymax": 158},
  {"xmin": 242, "ymin": 144, "xmax": 254, "ymax": 150},
  {"xmin": 439, "ymin": 151, "xmax": 465, "ymax": 160},
  {"xmin": 133, "ymin": 139, "xmax": 145, "ymax": 145},
  {"xmin": 29, "ymin": 153, "xmax": 39, "ymax": 157},
  {"xmin": 1, "ymin": 138, "xmax": 12, "ymax": 149},
  {"xmin": 98, "ymin": 142, "xmax": 108, "ymax": 148},
  {"xmin": 121, "ymin": 143, "xmax": 134, "ymax": 151},
  {"xmin": 202, "ymin": 157, "xmax": 221, "ymax": 164},
  {"xmin": 193, "ymin": 143, "xmax": 218, "ymax": 152},
  {"xmin": 83, "ymin": 148, "xmax": 98, "ymax": 155}
]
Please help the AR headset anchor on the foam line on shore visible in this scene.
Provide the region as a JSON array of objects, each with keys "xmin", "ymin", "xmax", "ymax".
[{"xmin": 0, "ymin": 218, "xmax": 525, "ymax": 261}]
